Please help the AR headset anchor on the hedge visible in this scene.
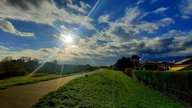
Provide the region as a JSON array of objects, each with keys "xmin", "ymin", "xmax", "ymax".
[{"xmin": 132, "ymin": 70, "xmax": 192, "ymax": 104}]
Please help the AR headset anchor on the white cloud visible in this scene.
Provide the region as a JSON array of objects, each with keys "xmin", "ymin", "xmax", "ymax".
[
  {"xmin": 80, "ymin": 1, "xmax": 91, "ymax": 9},
  {"xmin": 152, "ymin": 7, "xmax": 168, "ymax": 14},
  {"xmin": 159, "ymin": 17, "xmax": 175, "ymax": 24},
  {"xmin": 98, "ymin": 14, "xmax": 110, "ymax": 23},
  {"xmin": 0, "ymin": 18, "xmax": 34, "ymax": 37},
  {"xmin": 99, "ymin": 7, "xmax": 174, "ymax": 41},
  {"xmin": 151, "ymin": 0, "xmax": 157, "ymax": 3},
  {"xmin": 137, "ymin": 0, "xmax": 144, "ymax": 5},
  {"xmin": 121, "ymin": 7, "xmax": 141, "ymax": 23},
  {"xmin": 180, "ymin": 0, "xmax": 192, "ymax": 15},
  {"xmin": 0, "ymin": 45, "xmax": 9, "ymax": 51},
  {"xmin": 66, "ymin": 1, "xmax": 91, "ymax": 14},
  {"xmin": 181, "ymin": 15, "xmax": 190, "ymax": 19}
]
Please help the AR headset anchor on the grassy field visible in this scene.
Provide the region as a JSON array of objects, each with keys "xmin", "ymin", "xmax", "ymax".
[{"xmin": 33, "ymin": 69, "xmax": 184, "ymax": 108}]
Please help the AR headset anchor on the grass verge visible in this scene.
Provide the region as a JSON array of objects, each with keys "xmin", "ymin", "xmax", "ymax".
[
  {"xmin": 33, "ymin": 69, "xmax": 185, "ymax": 108},
  {"xmin": 0, "ymin": 72, "xmax": 89, "ymax": 89},
  {"xmin": 0, "ymin": 74, "xmax": 63, "ymax": 89}
]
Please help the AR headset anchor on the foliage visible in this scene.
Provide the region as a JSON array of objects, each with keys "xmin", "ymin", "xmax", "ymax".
[{"xmin": 33, "ymin": 69, "xmax": 184, "ymax": 108}]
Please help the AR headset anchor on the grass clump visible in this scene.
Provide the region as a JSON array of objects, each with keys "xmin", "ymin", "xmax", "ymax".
[{"xmin": 33, "ymin": 69, "xmax": 184, "ymax": 108}]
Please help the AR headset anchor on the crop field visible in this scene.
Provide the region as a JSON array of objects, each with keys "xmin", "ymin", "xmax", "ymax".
[{"xmin": 33, "ymin": 69, "xmax": 184, "ymax": 108}]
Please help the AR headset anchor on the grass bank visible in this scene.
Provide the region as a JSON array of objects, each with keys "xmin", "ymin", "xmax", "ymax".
[{"xmin": 33, "ymin": 69, "xmax": 184, "ymax": 108}]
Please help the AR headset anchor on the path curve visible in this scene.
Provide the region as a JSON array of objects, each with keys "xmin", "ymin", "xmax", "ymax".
[{"xmin": 0, "ymin": 72, "xmax": 96, "ymax": 108}]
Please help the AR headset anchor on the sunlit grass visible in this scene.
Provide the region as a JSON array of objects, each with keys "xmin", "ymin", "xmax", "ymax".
[{"xmin": 33, "ymin": 69, "xmax": 184, "ymax": 108}]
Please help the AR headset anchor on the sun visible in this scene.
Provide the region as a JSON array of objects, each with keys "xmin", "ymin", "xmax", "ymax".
[{"xmin": 61, "ymin": 34, "xmax": 73, "ymax": 44}]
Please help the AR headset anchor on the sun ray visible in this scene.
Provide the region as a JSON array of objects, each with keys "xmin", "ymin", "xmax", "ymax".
[{"xmin": 28, "ymin": 0, "xmax": 102, "ymax": 77}]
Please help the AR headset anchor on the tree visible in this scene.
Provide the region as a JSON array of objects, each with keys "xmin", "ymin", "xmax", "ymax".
[
  {"xmin": 131, "ymin": 55, "xmax": 140, "ymax": 69},
  {"xmin": 19, "ymin": 57, "xmax": 31, "ymax": 63},
  {"xmin": 114, "ymin": 57, "xmax": 134, "ymax": 71},
  {"xmin": 25, "ymin": 59, "xmax": 39, "ymax": 72},
  {"xmin": 1, "ymin": 56, "xmax": 12, "ymax": 63},
  {"xmin": 131, "ymin": 55, "xmax": 139, "ymax": 64}
]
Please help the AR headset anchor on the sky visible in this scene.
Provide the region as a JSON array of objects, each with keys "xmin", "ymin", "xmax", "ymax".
[{"xmin": 0, "ymin": 0, "xmax": 192, "ymax": 65}]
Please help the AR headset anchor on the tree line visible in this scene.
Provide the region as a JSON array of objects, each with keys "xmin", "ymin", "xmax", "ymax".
[{"xmin": 0, "ymin": 56, "xmax": 98, "ymax": 79}]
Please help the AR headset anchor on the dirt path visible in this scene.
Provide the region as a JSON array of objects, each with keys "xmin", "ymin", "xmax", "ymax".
[{"xmin": 0, "ymin": 72, "xmax": 96, "ymax": 108}]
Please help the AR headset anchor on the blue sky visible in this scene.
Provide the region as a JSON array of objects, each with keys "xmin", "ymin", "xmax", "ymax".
[{"xmin": 0, "ymin": 0, "xmax": 192, "ymax": 65}]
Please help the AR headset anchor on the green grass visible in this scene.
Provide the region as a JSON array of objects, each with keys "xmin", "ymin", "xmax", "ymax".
[
  {"xmin": 0, "ymin": 74, "xmax": 64, "ymax": 89},
  {"xmin": 33, "ymin": 69, "xmax": 185, "ymax": 108}
]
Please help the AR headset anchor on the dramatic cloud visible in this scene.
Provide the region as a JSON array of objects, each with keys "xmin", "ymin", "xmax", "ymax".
[
  {"xmin": 0, "ymin": 0, "xmax": 95, "ymax": 31},
  {"xmin": 0, "ymin": 18, "xmax": 34, "ymax": 36},
  {"xmin": 96, "ymin": 7, "xmax": 175, "ymax": 44}
]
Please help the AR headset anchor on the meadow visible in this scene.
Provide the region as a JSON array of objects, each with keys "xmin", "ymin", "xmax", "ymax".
[{"xmin": 33, "ymin": 69, "xmax": 184, "ymax": 108}]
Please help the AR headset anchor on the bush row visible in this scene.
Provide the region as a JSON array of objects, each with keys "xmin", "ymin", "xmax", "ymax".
[{"xmin": 132, "ymin": 70, "xmax": 192, "ymax": 96}]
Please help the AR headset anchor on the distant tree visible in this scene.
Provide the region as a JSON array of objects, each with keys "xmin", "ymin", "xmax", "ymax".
[
  {"xmin": 25, "ymin": 59, "xmax": 39, "ymax": 72},
  {"xmin": 19, "ymin": 57, "xmax": 31, "ymax": 63},
  {"xmin": 2, "ymin": 59, "xmax": 26, "ymax": 77},
  {"xmin": 51, "ymin": 59, "xmax": 57, "ymax": 65},
  {"xmin": 114, "ymin": 57, "xmax": 134, "ymax": 71},
  {"xmin": 131, "ymin": 55, "xmax": 140, "ymax": 69},
  {"xmin": 0, "ymin": 56, "xmax": 98, "ymax": 78},
  {"xmin": 131, "ymin": 55, "xmax": 139, "ymax": 64},
  {"xmin": 1, "ymin": 56, "xmax": 12, "ymax": 63}
]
